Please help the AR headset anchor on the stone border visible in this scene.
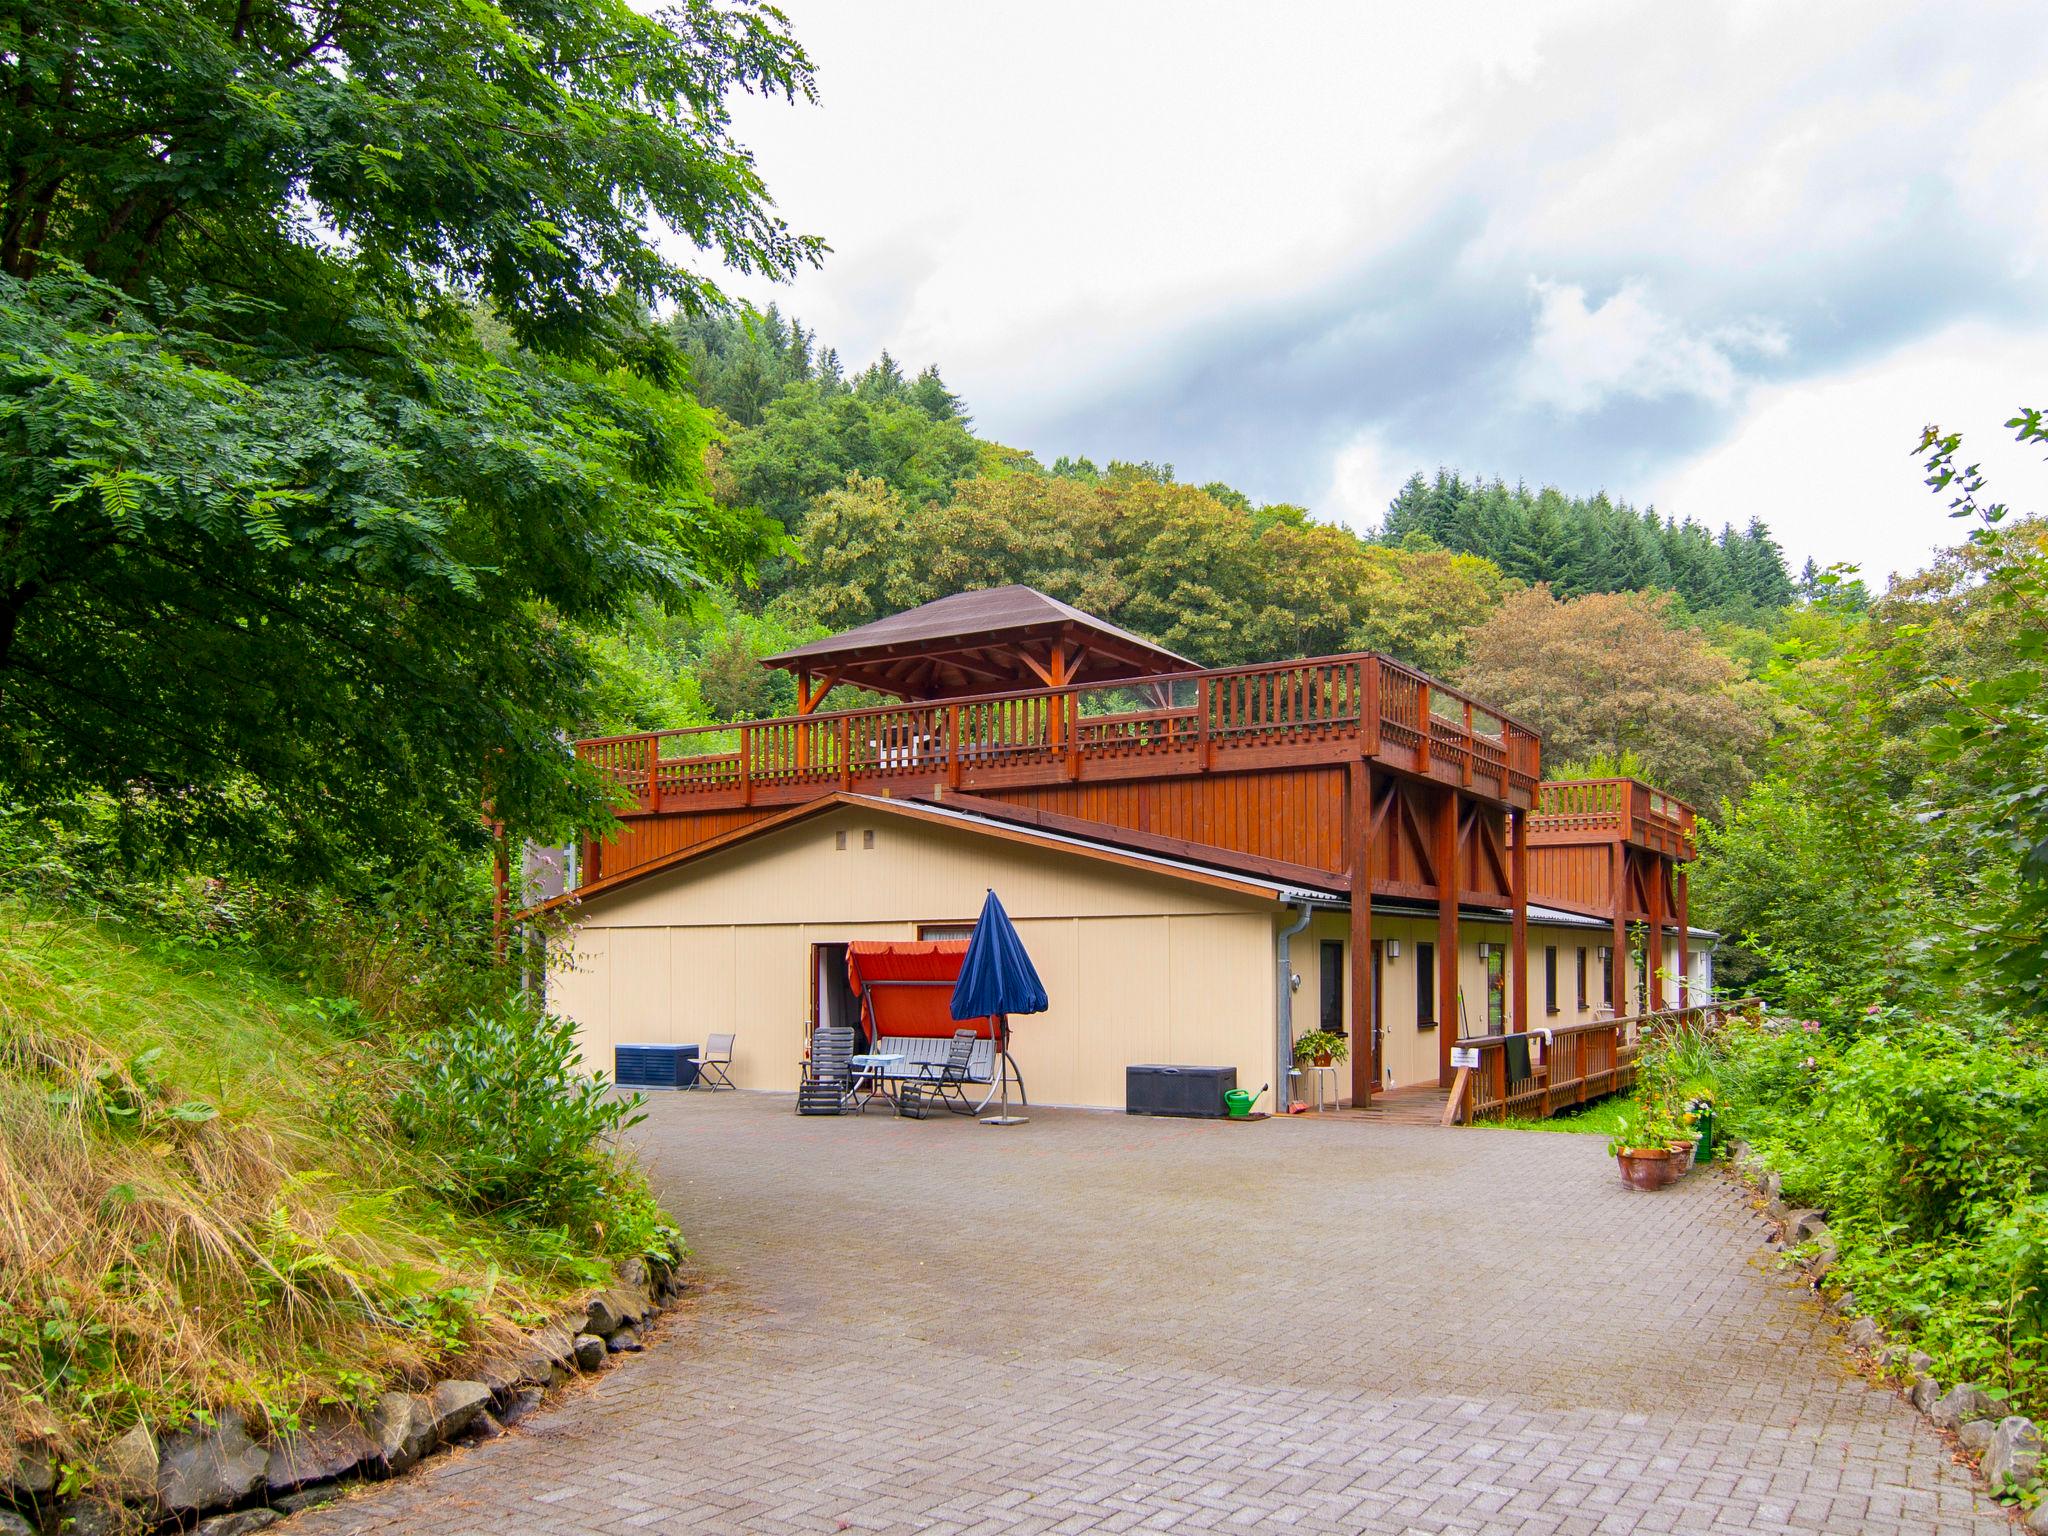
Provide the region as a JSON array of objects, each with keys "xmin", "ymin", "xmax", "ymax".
[
  {"xmin": 2, "ymin": 1257, "xmax": 689, "ymax": 1535},
  {"xmin": 1726, "ymin": 1140, "xmax": 2043, "ymax": 1533}
]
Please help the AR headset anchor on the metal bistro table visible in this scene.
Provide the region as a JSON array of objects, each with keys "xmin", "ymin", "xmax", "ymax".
[{"xmin": 847, "ymin": 1052, "xmax": 905, "ymax": 1109}]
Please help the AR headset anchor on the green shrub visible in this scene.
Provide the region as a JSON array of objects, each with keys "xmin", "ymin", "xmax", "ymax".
[{"xmin": 393, "ymin": 1005, "xmax": 651, "ymax": 1243}]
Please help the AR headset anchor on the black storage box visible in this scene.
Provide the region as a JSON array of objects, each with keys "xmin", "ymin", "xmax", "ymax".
[
  {"xmin": 616, "ymin": 1043, "xmax": 699, "ymax": 1090},
  {"xmin": 1125, "ymin": 1064, "xmax": 1237, "ymax": 1118}
]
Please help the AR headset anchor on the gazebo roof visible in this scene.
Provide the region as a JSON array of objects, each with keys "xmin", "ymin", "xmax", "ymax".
[{"xmin": 760, "ymin": 585, "xmax": 1195, "ymax": 703}]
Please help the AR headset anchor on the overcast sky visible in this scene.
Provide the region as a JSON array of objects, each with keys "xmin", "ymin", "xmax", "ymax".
[{"xmin": 701, "ymin": 0, "xmax": 2048, "ymax": 583}]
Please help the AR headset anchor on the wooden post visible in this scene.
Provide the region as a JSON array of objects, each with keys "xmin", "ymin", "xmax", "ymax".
[
  {"xmin": 837, "ymin": 716, "xmax": 851, "ymax": 791},
  {"xmin": 946, "ymin": 704, "xmax": 962, "ymax": 790},
  {"xmin": 642, "ymin": 733, "xmax": 661, "ymax": 814},
  {"xmin": 739, "ymin": 726, "xmax": 753, "ymax": 806},
  {"xmin": 1509, "ymin": 807, "xmax": 1528, "ymax": 1036},
  {"xmin": 1610, "ymin": 842, "xmax": 1629, "ymax": 1018},
  {"xmin": 1198, "ymin": 675, "xmax": 1213, "ymax": 770},
  {"xmin": 1677, "ymin": 867, "xmax": 1692, "ymax": 1008},
  {"xmin": 1348, "ymin": 759, "xmax": 1374, "ymax": 1107},
  {"xmin": 1417, "ymin": 682, "xmax": 1432, "ymax": 773},
  {"xmin": 1065, "ymin": 690, "xmax": 1082, "ymax": 780},
  {"xmin": 1436, "ymin": 787, "xmax": 1459, "ymax": 1086},
  {"xmin": 1461, "ymin": 702, "xmax": 1473, "ymax": 786},
  {"xmin": 1362, "ymin": 658, "xmax": 1381, "ymax": 755},
  {"xmin": 1647, "ymin": 851, "xmax": 1666, "ymax": 1014}
]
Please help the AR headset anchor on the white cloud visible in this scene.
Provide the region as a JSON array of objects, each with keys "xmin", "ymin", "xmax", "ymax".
[
  {"xmin": 1650, "ymin": 320, "xmax": 2048, "ymax": 581},
  {"xmin": 1321, "ymin": 431, "xmax": 1404, "ymax": 533},
  {"xmin": 1515, "ymin": 279, "xmax": 1789, "ymax": 415}
]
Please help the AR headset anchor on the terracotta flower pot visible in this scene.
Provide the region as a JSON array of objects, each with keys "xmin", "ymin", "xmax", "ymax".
[
  {"xmin": 1617, "ymin": 1147, "xmax": 1681, "ymax": 1191},
  {"xmin": 1313, "ymin": 1052, "xmax": 1333, "ymax": 1068},
  {"xmin": 1669, "ymin": 1140, "xmax": 1696, "ymax": 1173}
]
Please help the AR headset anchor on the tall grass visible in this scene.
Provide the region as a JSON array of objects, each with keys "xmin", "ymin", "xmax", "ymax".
[{"xmin": 0, "ymin": 899, "xmax": 624, "ymax": 1478}]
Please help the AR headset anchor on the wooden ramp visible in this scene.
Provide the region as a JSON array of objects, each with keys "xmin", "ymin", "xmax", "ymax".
[{"xmin": 1347, "ymin": 1084, "xmax": 1453, "ymax": 1126}]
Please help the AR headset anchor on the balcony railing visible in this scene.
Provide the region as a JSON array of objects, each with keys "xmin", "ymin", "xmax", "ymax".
[
  {"xmin": 1530, "ymin": 777, "xmax": 1695, "ymax": 856},
  {"xmin": 575, "ymin": 652, "xmax": 1543, "ymax": 815}
]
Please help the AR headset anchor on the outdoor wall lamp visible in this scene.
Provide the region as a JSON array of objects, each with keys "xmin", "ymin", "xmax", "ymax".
[
  {"xmin": 1386, "ymin": 940, "xmax": 1401, "ymax": 960},
  {"xmin": 1288, "ymin": 972, "xmax": 1301, "ymax": 991}
]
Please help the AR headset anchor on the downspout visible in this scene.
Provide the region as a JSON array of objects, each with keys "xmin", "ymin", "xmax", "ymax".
[{"xmin": 1276, "ymin": 900, "xmax": 1314, "ymax": 1113}]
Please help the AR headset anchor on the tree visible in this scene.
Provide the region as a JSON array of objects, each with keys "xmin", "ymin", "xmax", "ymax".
[
  {"xmin": 1458, "ymin": 587, "xmax": 1767, "ymax": 807},
  {"xmin": 0, "ymin": 0, "xmax": 817, "ymax": 870}
]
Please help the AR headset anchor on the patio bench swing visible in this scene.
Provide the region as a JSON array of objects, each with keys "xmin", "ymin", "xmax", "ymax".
[{"xmin": 844, "ymin": 941, "xmax": 1026, "ymax": 1117}]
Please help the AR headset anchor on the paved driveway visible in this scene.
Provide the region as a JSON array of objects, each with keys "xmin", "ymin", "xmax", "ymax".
[{"xmin": 296, "ymin": 1093, "xmax": 2004, "ymax": 1536}]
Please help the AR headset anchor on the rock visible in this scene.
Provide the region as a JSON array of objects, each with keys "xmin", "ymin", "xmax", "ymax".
[
  {"xmin": 498, "ymin": 1386, "xmax": 543, "ymax": 1427},
  {"xmin": 477, "ymin": 1323, "xmax": 576, "ymax": 1396},
  {"xmin": 103, "ymin": 1422, "xmax": 158, "ymax": 1502},
  {"xmin": 1986, "ymin": 1417, "xmax": 2042, "ymax": 1491},
  {"xmin": 1834, "ymin": 1289, "xmax": 1857, "ymax": 1314},
  {"xmin": 264, "ymin": 1407, "xmax": 379, "ymax": 1495},
  {"xmin": 659, "ymin": 1274, "xmax": 690, "ymax": 1303},
  {"xmin": 416, "ymin": 1381, "xmax": 491, "ymax": 1449},
  {"xmin": 157, "ymin": 1409, "xmax": 270, "ymax": 1514},
  {"xmin": 1909, "ymin": 1376, "xmax": 1940, "ymax": 1413},
  {"xmin": 461, "ymin": 1412, "xmax": 503, "ymax": 1443},
  {"xmin": 54, "ymin": 1502, "xmax": 121, "ymax": 1536},
  {"xmin": 581, "ymin": 1286, "xmax": 649, "ymax": 1338},
  {"xmin": 1786, "ymin": 1209, "xmax": 1827, "ymax": 1244},
  {"xmin": 572, "ymin": 1334, "xmax": 606, "ymax": 1372},
  {"xmin": 0, "ymin": 1512, "xmax": 36, "ymax": 1536},
  {"xmin": 5, "ymin": 1444, "xmax": 54, "ymax": 1496},
  {"xmin": 606, "ymin": 1326, "xmax": 644, "ymax": 1353},
  {"xmin": 195, "ymin": 1511, "xmax": 282, "ymax": 1535},
  {"xmin": 1845, "ymin": 1317, "xmax": 1881, "ymax": 1352},
  {"xmin": 368, "ymin": 1393, "xmax": 423, "ymax": 1475},
  {"xmin": 616, "ymin": 1257, "xmax": 649, "ymax": 1289},
  {"xmin": 1930, "ymin": 1384, "xmax": 1995, "ymax": 1430},
  {"xmin": 274, "ymin": 1480, "xmax": 357, "ymax": 1514},
  {"xmin": 1806, "ymin": 1237, "xmax": 1836, "ymax": 1281},
  {"xmin": 1960, "ymin": 1419, "xmax": 1998, "ymax": 1454},
  {"xmin": 2027, "ymin": 1499, "xmax": 2048, "ymax": 1536},
  {"xmin": 1758, "ymin": 1170, "xmax": 1783, "ymax": 1201},
  {"xmin": 1906, "ymin": 1350, "xmax": 1935, "ymax": 1378}
]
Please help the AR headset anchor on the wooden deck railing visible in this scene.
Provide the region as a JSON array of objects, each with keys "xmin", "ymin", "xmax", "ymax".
[
  {"xmin": 1448, "ymin": 997, "xmax": 1764, "ymax": 1124},
  {"xmin": 1530, "ymin": 777, "xmax": 1696, "ymax": 857},
  {"xmin": 575, "ymin": 652, "xmax": 1543, "ymax": 814}
]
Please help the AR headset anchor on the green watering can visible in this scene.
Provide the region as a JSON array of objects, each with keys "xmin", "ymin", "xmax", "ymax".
[{"xmin": 1224, "ymin": 1084, "xmax": 1268, "ymax": 1119}]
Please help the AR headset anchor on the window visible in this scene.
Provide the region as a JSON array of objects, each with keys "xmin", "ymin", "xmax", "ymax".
[
  {"xmin": 917, "ymin": 923, "xmax": 975, "ymax": 941},
  {"xmin": 1576, "ymin": 947, "xmax": 1587, "ymax": 1010},
  {"xmin": 834, "ymin": 830, "xmax": 848, "ymax": 850},
  {"xmin": 862, "ymin": 829, "xmax": 876, "ymax": 849},
  {"xmin": 1416, "ymin": 941, "xmax": 1436, "ymax": 1027},
  {"xmin": 1319, "ymin": 941, "xmax": 1345, "ymax": 1034},
  {"xmin": 1482, "ymin": 943, "xmax": 1505, "ymax": 1031},
  {"xmin": 1599, "ymin": 946, "xmax": 1613, "ymax": 1005},
  {"xmin": 1544, "ymin": 946, "xmax": 1559, "ymax": 1014}
]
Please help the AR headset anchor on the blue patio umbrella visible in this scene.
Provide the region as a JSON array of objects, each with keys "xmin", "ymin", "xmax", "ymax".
[{"xmin": 951, "ymin": 888, "xmax": 1045, "ymax": 1124}]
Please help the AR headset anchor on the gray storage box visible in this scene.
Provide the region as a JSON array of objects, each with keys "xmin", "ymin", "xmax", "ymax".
[{"xmin": 1125, "ymin": 1064, "xmax": 1237, "ymax": 1118}]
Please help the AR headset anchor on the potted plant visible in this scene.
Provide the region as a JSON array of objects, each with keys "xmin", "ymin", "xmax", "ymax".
[
  {"xmin": 1609, "ymin": 1112, "xmax": 1684, "ymax": 1190},
  {"xmin": 1292, "ymin": 1030, "xmax": 1350, "ymax": 1069}
]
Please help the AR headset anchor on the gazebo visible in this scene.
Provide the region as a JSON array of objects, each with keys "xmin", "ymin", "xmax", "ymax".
[{"xmin": 760, "ymin": 585, "xmax": 1195, "ymax": 712}]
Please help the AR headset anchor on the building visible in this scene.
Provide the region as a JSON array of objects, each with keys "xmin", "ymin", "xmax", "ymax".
[{"xmin": 539, "ymin": 586, "xmax": 1714, "ymax": 1114}]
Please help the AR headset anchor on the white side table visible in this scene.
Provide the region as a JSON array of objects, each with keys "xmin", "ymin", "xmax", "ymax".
[{"xmin": 1306, "ymin": 1063, "xmax": 1341, "ymax": 1113}]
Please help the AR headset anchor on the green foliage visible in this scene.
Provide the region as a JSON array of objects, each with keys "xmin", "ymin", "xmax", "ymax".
[
  {"xmin": 1291, "ymin": 1030, "xmax": 1349, "ymax": 1064},
  {"xmin": 1707, "ymin": 1012, "xmax": 2048, "ymax": 1413},
  {"xmin": 1382, "ymin": 470, "xmax": 1796, "ymax": 616},
  {"xmin": 393, "ymin": 1006, "xmax": 654, "ymax": 1244},
  {"xmin": 0, "ymin": 0, "xmax": 815, "ymax": 880}
]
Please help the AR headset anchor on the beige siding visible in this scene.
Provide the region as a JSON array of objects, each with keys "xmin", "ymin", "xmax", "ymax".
[{"xmin": 545, "ymin": 806, "xmax": 1280, "ymax": 1110}]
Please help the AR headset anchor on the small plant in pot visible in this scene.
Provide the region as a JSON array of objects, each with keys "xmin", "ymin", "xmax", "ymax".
[
  {"xmin": 1608, "ymin": 1111, "xmax": 1685, "ymax": 1191},
  {"xmin": 1292, "ymin": 1030, "xmax": 1350, "ymax": 1069}
]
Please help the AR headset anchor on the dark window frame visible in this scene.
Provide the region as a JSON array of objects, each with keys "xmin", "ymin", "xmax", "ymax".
[
  {"xmin": 1575, "ymin": 946, "xmax": 1588, "ymax": 1010},
  {"xmin": 1416, "ymin": 941, "xmax": 1437, "ymax": 1028},
  {"xmin": 1319, "ymin": 940, "xmax": 1346, "ymax": 1035},
  {"xmin": 1544, "ymin": 946, "xmax": 1559, "ymax": 1014}
]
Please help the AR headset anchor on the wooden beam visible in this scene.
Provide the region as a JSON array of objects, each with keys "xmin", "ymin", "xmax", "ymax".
[
  {"xmin": 1677, "ymin": 867, "xmax": 1691, "ymax": 1008},
  {"xmin": 1611, "ymin": 842, "xmax": 1630, "ymax": 1015},
  {"xmin": 1349, "ymin": 759, "xmax": 1375, "ymax": 1107},
  {"xmin": 1646, "ymin": 850, "xmax": 1666, "ymax": 1013},
  {"xmin": 1437, "ymin": 786, "xmax": 1460, "ymax": 1087},
  {"xmin": 1510, "ymin": 806, "xmax": 1528, "ymax": 1035}
]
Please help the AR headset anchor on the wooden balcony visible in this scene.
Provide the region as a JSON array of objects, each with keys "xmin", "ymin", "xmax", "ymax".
[
  {"xmin": 576, "ymin": 653, "xmax": 1543, "ymax": 816},
  {"xmin": 1528, "ymin": 777, "xmax": 1695, "ymax": 859}
]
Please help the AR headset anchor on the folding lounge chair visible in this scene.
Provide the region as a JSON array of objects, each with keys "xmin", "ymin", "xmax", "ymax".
[
  {"xmin": 797, "ymin": 1025, "xmax": 862, "ymax": 1115},
  {"xmin": 695, "ymin": 1032, "xmax": 737, "ymax": 1090},
  {"xmin": 907, "ymin": 1029, "xmax": 982, "ymax": 1117}
]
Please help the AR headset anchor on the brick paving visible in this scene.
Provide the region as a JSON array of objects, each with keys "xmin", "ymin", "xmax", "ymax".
[{"xmin": 292, "ymin": 1093, "xmax": 2006, "ymax": 1535}]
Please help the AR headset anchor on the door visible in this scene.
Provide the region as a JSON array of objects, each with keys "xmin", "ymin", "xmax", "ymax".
[{"xmin": 1370, "ymin": 940, "xmax": 1385, "ymax": 1096}]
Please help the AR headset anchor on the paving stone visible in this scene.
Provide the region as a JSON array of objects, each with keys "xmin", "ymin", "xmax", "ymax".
[{"xmin": 286, "ymin": 1094, "xmax": 2011, "ymax": 1536}]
